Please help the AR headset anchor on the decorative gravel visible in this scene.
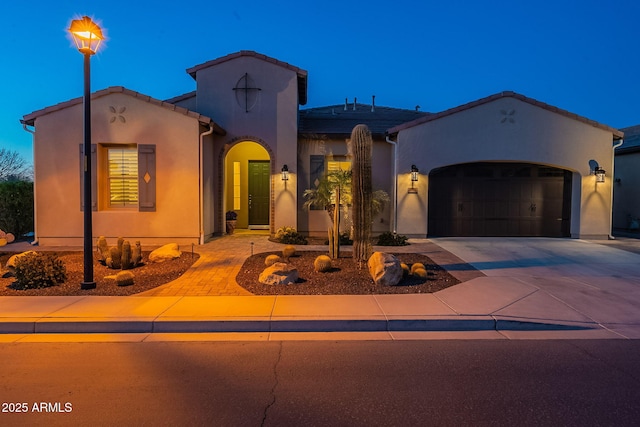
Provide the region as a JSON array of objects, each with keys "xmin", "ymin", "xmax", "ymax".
[
  {"xmin": 0, "ymin": 251, "xmax": 200, "ymax": 296},
  {"xmin": 236, "ymin": 251, "xmax": 462, "ymax": 295}
]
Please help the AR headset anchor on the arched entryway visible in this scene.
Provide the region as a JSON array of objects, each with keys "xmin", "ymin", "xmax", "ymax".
[
  {"xmin": 428, "ymin": 162, "xmax": 572, "ymax": 237},
  {"xmin": 224, "ymin": 141, "xmax": 271, "ymax": 230}
]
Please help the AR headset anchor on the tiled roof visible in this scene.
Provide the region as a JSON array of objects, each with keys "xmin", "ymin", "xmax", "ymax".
[
  {"xmin": 164, "ymin": 91, "xmax": 196, "ymax": 104},
  {"xmin": 21, "ymin": 86, "xmax": 226, "ymax": 135},
  {"xmin": 617, "ymin": 125, "xmax": 640, "ymax": 154},
  {"xmin": 387, "ymin": 91, "xmax": 624, "ymax": 139},
  {"xmin": 186, "ymin": 50, "xmax": 308, "ymax": 105},
  {"xmin": 299, "ymin": 101, "xmax": 429, "ymax": 137}
]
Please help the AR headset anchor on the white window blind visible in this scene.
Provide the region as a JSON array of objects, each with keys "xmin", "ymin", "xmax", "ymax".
[{"xmin": 108, "ymin": 147, "xmax": 138, "ymax": 207}]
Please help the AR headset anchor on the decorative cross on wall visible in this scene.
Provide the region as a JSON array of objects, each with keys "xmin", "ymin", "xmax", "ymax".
[{"xmin": 233, "ymin": 73, "xmax": 261, "ymax": 112}]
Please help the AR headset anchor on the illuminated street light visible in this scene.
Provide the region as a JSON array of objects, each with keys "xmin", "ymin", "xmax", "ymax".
[{"xmin": 69, "ymin": 16, "xmax": 104, "ymax": 289}]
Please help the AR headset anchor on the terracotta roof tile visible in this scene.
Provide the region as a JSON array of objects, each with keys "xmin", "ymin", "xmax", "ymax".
[{"xmin": 164, "ymin": 91, "xmax": 196, "ymax": 104}]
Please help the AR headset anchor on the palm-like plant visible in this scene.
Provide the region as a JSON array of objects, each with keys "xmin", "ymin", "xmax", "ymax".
[
  {"xmin": 302, "ymin": 169, "xmax": 352, "ymax": 223},
  {"xmin": 302, "ymin": 169, "xmax": 389, "ymax": 222}
]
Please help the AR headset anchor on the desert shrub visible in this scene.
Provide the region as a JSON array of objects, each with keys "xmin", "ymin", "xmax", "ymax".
[
  {"xmin": 275, "ymin": 226, "xmax": 308, "ymax": 245},
  {"xmin": 282, "ymin": 245, "xmax": 296, "ymax": 260},
  {"xmin": 324, "ymin": 232, "xmax": 353, "ymax": 245},
  {"xmin": 412, "ymin": 267, "xmax": 428, "ymax": 279},
  {"xmin": 265, "ymin": 254, "xmax": 282, "ymax": 267},
  {"xmin": 400, "ymin": 262, "xmax": 410, "ymax": 278},
  {"xmin": 410, "ymin": 262, "xmax": 426, "ymax": 274},
  {"xmin": 116, "ymin": 270, "xmax": 135, "ymax": 286},
  {"xmin": 313, "ymin": 255, "xmax": 332, "ymax": 272},
  {"xmin": 14, "ymin": 252, "xmax": 66, "ymax": 289},
  {"xmin": 376, "ymin": 232, "xmax": 409, "ymax": 246}
]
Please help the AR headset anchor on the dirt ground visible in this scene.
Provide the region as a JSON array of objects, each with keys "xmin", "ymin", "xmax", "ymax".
[
  {"xmin": 0, "ymin": 251, "xmax": 199, "ymax": 296},
  {"xmin": 236, "ymin": 250, "xmax": 461, "ymax": 295},
  {"xmin": 1, "ymin": 247, "xmax": 465, "ymax": 296}
]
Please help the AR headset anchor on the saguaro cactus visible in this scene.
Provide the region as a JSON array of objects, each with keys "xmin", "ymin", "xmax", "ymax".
[{"xmin": 350, "ymin": 124, "xmax": 373, "ymax": 267}]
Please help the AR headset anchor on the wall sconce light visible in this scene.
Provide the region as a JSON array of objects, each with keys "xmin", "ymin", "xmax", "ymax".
[
  {"xmin": 408, "ymin": 164, "xmax": 419, "ymax": 193},
  {"xmin": 411, "ymin": 165, "xmax": 419, "ymax": 182},
  {"xmin": 281, "ymin": 164, "xmax": 289, "ymax": 181},
  {"xmin": 594, "ymin": 166, "xmax": 605, "ymax": 183}
]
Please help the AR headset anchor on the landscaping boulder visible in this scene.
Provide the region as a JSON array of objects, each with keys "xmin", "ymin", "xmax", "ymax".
[
  {"xmin": 148, "ymin": 243, "xmax": 181, "ymax": 263},
  {"xmin": 0, "ymin": 231, "xmax": 13, "ymax": 243},
  {"xmin": 259, "ymin": 262, "xmax": 298, "ymax": 285},
  {"xmin": 367, "ymin": 252, "xmax": 403, "ymax": 286}
]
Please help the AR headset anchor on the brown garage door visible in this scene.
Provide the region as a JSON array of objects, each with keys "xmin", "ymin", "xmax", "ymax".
[{"xmin": 428, "ymin": 163, "xmax": 571, "ymax": 237}]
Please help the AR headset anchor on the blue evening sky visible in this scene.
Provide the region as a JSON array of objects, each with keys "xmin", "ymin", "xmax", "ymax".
[{"xmin": 1, "ymin": 0, "xmax": 638, "ymax": 165}]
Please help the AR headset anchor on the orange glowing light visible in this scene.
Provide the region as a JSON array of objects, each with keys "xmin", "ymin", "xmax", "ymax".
[{"xmin": 69, "ymin": 16, "xmax": 104, "ymax": 55}]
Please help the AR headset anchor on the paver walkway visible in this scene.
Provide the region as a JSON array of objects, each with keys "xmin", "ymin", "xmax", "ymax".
[{"xmin": 136, "ymin": 233, "xmax": 281, "ymax": 296}]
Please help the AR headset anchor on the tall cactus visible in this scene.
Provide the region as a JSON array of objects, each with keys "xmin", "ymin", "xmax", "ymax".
[{"xmin": 350, "ymin": 124, "xmax": 373, "ymax": 267}]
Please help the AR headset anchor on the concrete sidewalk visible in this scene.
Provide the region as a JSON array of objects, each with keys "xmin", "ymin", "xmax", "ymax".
[{"xmin": 1, "ymin": 237, "xmax": 640, "ymax": 341}]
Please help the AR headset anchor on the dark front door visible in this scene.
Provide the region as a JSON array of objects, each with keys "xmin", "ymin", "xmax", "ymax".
[
  {"xmin": 248, "ymin": 161, "xmax": 270, "ymax": 226},
  {"xmin": 428, "ymin": 163, "xmax": 572, "ymax": 237}
]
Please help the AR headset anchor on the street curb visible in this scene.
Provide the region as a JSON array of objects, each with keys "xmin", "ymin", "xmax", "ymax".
[{"xmin": 0, "ymin": 318, "xmax": 596, "ymax": 334}]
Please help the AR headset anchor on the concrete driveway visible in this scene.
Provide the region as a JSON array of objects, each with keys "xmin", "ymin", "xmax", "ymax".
[{"xmin": 431, "ymin": 237, "xmax": 640, "ymax": 339}]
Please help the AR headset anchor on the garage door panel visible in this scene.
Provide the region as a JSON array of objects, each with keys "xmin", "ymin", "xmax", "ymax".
[{"xmin": 428, "ymin": 163, "xmax": 571, "ymax": 237}]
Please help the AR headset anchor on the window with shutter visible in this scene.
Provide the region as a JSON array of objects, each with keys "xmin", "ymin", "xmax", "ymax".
[{"xmin": 108, "ymin": 147, "xmax": 138, "ymax": 207}]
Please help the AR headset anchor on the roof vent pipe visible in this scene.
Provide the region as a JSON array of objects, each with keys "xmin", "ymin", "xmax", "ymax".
[
  {"xmin": 353, "ymin": 97, "xmax": 357, "ymax": 111},
  {"xmin": 344, "ymin": 98, "xmax": 348, "ymax": 111},
  {"xmin": 371, "ymin": 95, "xmax": 375, "ymax": 112},
  {"xmin": 415, "ymin": 105, "xmax": 421, "ymax": 111}
]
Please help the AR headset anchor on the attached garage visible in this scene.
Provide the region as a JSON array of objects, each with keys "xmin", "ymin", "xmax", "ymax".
[
  {"xmin": 428, "ymin": 162, "xmax": 572, "ymax": 237},
  {"xmin": 389, "ymin": 92, "xmax": 623, "ymax": 240}
]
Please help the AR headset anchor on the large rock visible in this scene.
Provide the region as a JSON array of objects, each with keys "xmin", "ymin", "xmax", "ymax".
[
  {"xmin": 259, "ymin": 262, "xmax": 298, "ymax": 285},
  {"xmin": 368, "ymin": 252, "xmax": 403, "ymax": 286},
  {"xmin": 6, "ymin": 251, "xmax": 37, "ymax": 271},
  {"xmin": 148, "ymin": 243, "xmax": 181, "ymax": 263}
]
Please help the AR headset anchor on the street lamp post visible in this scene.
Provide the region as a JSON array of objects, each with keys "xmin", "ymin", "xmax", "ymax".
[{"xmin": 69, "ymin": 16, "xmax": 104, "ymax": 290}]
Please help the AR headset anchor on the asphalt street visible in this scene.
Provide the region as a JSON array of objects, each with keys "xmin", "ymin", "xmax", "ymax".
[{"xmin": 1, "ymin": 340, "xmax": 639, "ymax": 426}]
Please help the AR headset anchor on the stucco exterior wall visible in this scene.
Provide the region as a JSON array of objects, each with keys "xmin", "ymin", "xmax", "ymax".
[
  {"xmin": 612, "ymin": 151, "xmax": 640, "ymax": 231},
  {"xmin": 296, "ymin": 136, "xmax": 393, "ymax": 236},
  {"xmin": 32, "ymin": 92, "xmax": 203, "ymax": 246},
  {"xmin": 395, "ymin": 97, "xmax": 616, "ymax": 238},
  {"xmin": 192, "ymin": 57, "xmax": 299, "ymax": 233}
]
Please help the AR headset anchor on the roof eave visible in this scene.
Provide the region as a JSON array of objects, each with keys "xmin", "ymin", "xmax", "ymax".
[
  {"xmin": 387, "ymin": 91, "xmax": 624, "ymax": 139},
  {"xmin": 21, "ymin": 86, "xmax": 227, "ymax": 135},
  {"xmin": 187, "ymin": 50, "xmax": 308, "ymax": 105}
]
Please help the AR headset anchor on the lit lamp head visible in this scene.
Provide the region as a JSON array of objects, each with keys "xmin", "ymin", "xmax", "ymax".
[
  {"xmin": 595, "ymin": 166, "xmax": 606, "ymax": 183},
  {"xmin": 281, "ymin": 164, "xmax": 289, "ymax": 181},
  {"xmin": 69, "ymin": 16, "xmax": 104, "ymax": 55},
  {"xmin": 411, "ymin": 165, "xmax": 419, "ymax": 182},
  {"xmin": 408, "ymin": 164, "xmax": 419, "ymax": 193}
]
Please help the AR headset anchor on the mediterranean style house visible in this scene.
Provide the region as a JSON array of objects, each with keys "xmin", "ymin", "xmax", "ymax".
[{"xmin": 21, "ymin": 51, "xmax": 623, "ymax": 246}]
